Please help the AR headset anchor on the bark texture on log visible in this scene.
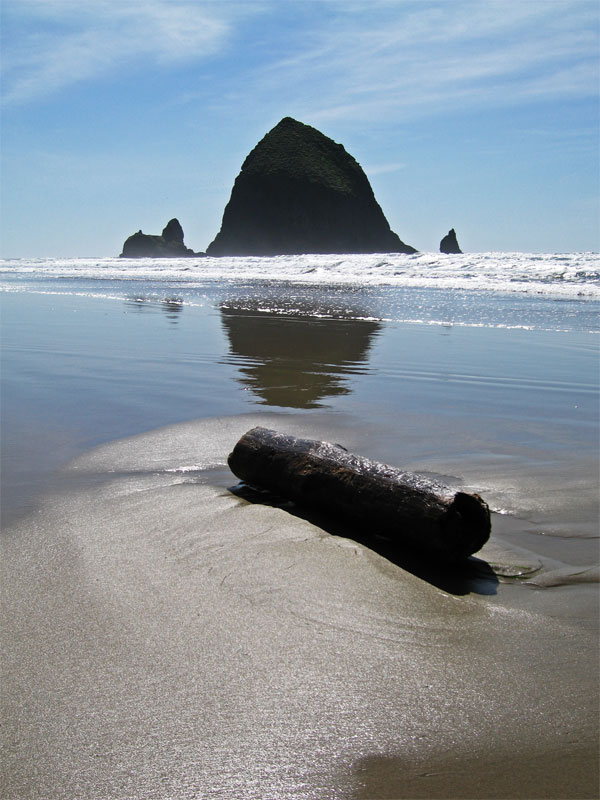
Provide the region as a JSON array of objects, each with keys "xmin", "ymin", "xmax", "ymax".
[{"xmin": 228, "ymin": 427, "xmax": 491, "ymax": 562}]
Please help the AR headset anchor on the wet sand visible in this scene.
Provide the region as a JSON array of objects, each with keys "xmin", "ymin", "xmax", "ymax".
[
  {"xmin": 2, "ymin": 413, "xmax": 598, "ymax": 799},
  {"xmin": 2, "ymin": 287, "xmax": 598, "ymax": 798}
]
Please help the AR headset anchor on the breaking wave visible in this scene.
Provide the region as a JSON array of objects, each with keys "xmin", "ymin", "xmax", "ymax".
[{"xmin": 1, "ymin": 251, "xmax": 599, "ymax": 299}]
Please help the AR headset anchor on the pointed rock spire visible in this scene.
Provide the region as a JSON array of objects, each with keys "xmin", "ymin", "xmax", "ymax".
[
  {"xmin": 162, "ymin": 218, "xmax": 185, "ymax": 244},
  {"xmin": 440, "ymin": 228, "xmax": 462, "ymax": 254}
]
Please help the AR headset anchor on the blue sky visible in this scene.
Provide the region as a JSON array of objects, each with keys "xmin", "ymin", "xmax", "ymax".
[{"xmin": 1, "ymin": 0, "xmax": 598, "ymax": 256}]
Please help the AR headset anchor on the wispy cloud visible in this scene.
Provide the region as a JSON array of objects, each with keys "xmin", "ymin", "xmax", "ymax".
[
  {"xmin": 1, "ymin": 0, "xmax": 237, "ymax": 104},
  {"xmin": 2, "ymin": 0, "xmax": 598, "ymax": 122},
  {"xmin": 363, "ymin": 161, "xmax": 406, "ymax": 175},
  {"xmin": 247, "ymin": 0, "xmax": 599, "ymax": 123}
]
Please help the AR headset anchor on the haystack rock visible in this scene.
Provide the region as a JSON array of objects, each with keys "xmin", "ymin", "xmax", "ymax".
[
  {"xmin": 120, "ymin": 219, "xmax": 202, "ymax": 257},
  {"xmin": 440, "ymin": 228, "xmax": 462, "ymax": 254},
  {"xmin": 207, "ymin": 117, "xmax": 416, "ymax": 256}
]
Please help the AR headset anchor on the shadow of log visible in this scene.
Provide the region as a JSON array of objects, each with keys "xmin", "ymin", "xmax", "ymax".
[
  {"xmin": 229, "ymin": 483, "xmax": 498, "ymax": 597},
  {"xmin": 348, "ymin": 747, "xmax": 599, "ymax": 799}
]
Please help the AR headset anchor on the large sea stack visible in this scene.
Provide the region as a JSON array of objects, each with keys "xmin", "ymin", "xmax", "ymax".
[{"xmin": 207, "ymin": 117, "xmax": 416, "ymax": 256}]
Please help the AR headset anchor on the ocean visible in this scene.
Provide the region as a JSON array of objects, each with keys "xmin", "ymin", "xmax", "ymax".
[
  {"xmin": 2, "ymin": 252, "xmax": 598, "ymax": 531},
  {"xmin": 1, "ymin": 252, "xmax": 599, "ymax": 799}
]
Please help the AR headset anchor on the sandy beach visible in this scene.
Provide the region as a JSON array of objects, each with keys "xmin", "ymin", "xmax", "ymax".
[
  {"xmin": 1, "ymin": 279, "xmax": 598, "ymax": 798},
  {"xmin": 2, "ymin": 412, "xmax": 598, "ymax": 799}
]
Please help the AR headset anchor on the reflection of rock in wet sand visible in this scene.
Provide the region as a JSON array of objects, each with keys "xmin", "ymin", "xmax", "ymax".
[
  {"xmin": 220, "ymin": 303, "xmax": 381, "ymax": 408},
  {"xmin": 124, "ymin": 296, "xmax": 184, "ymax": 322},
  {"xmin": 161, "ymin": 298, "xmax": 184, "ymax": 322}
]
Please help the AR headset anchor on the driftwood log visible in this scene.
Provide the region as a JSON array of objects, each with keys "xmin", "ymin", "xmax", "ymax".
[{"xmin": 228, "ymin": 427, "xmax": 491, "ymax": 562}]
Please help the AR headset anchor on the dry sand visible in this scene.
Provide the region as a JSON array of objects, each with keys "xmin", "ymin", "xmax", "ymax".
[{"xmin": 2, "ymin": 414, "xmax": 598, "ymax": 799}]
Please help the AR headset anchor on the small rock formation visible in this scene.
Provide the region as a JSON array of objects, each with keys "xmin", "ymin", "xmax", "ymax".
[
  {"xmin": 207, "ymin": 117, "xmax": 416, "ymax": 256},
  {"xmin": 120, "ymin": 219, "xmax": 202, "ymax": 257},
  {"xmin": 440, "ymin": 228, "xmax": 462, "ymax": 254},
  {"xmin": 161, "ymin": 218, "xmax": 185, "ymax": 245}
]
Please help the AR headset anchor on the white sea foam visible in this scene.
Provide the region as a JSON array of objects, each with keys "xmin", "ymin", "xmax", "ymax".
[{"xmin": 1, "ymin": 252, "xmax": 599, "ymax": 299}]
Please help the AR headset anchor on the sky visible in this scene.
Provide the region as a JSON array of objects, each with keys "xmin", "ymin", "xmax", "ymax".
[{"xmin": 1, "ymin": 0, "xmax": 598, "ymax": 257}]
